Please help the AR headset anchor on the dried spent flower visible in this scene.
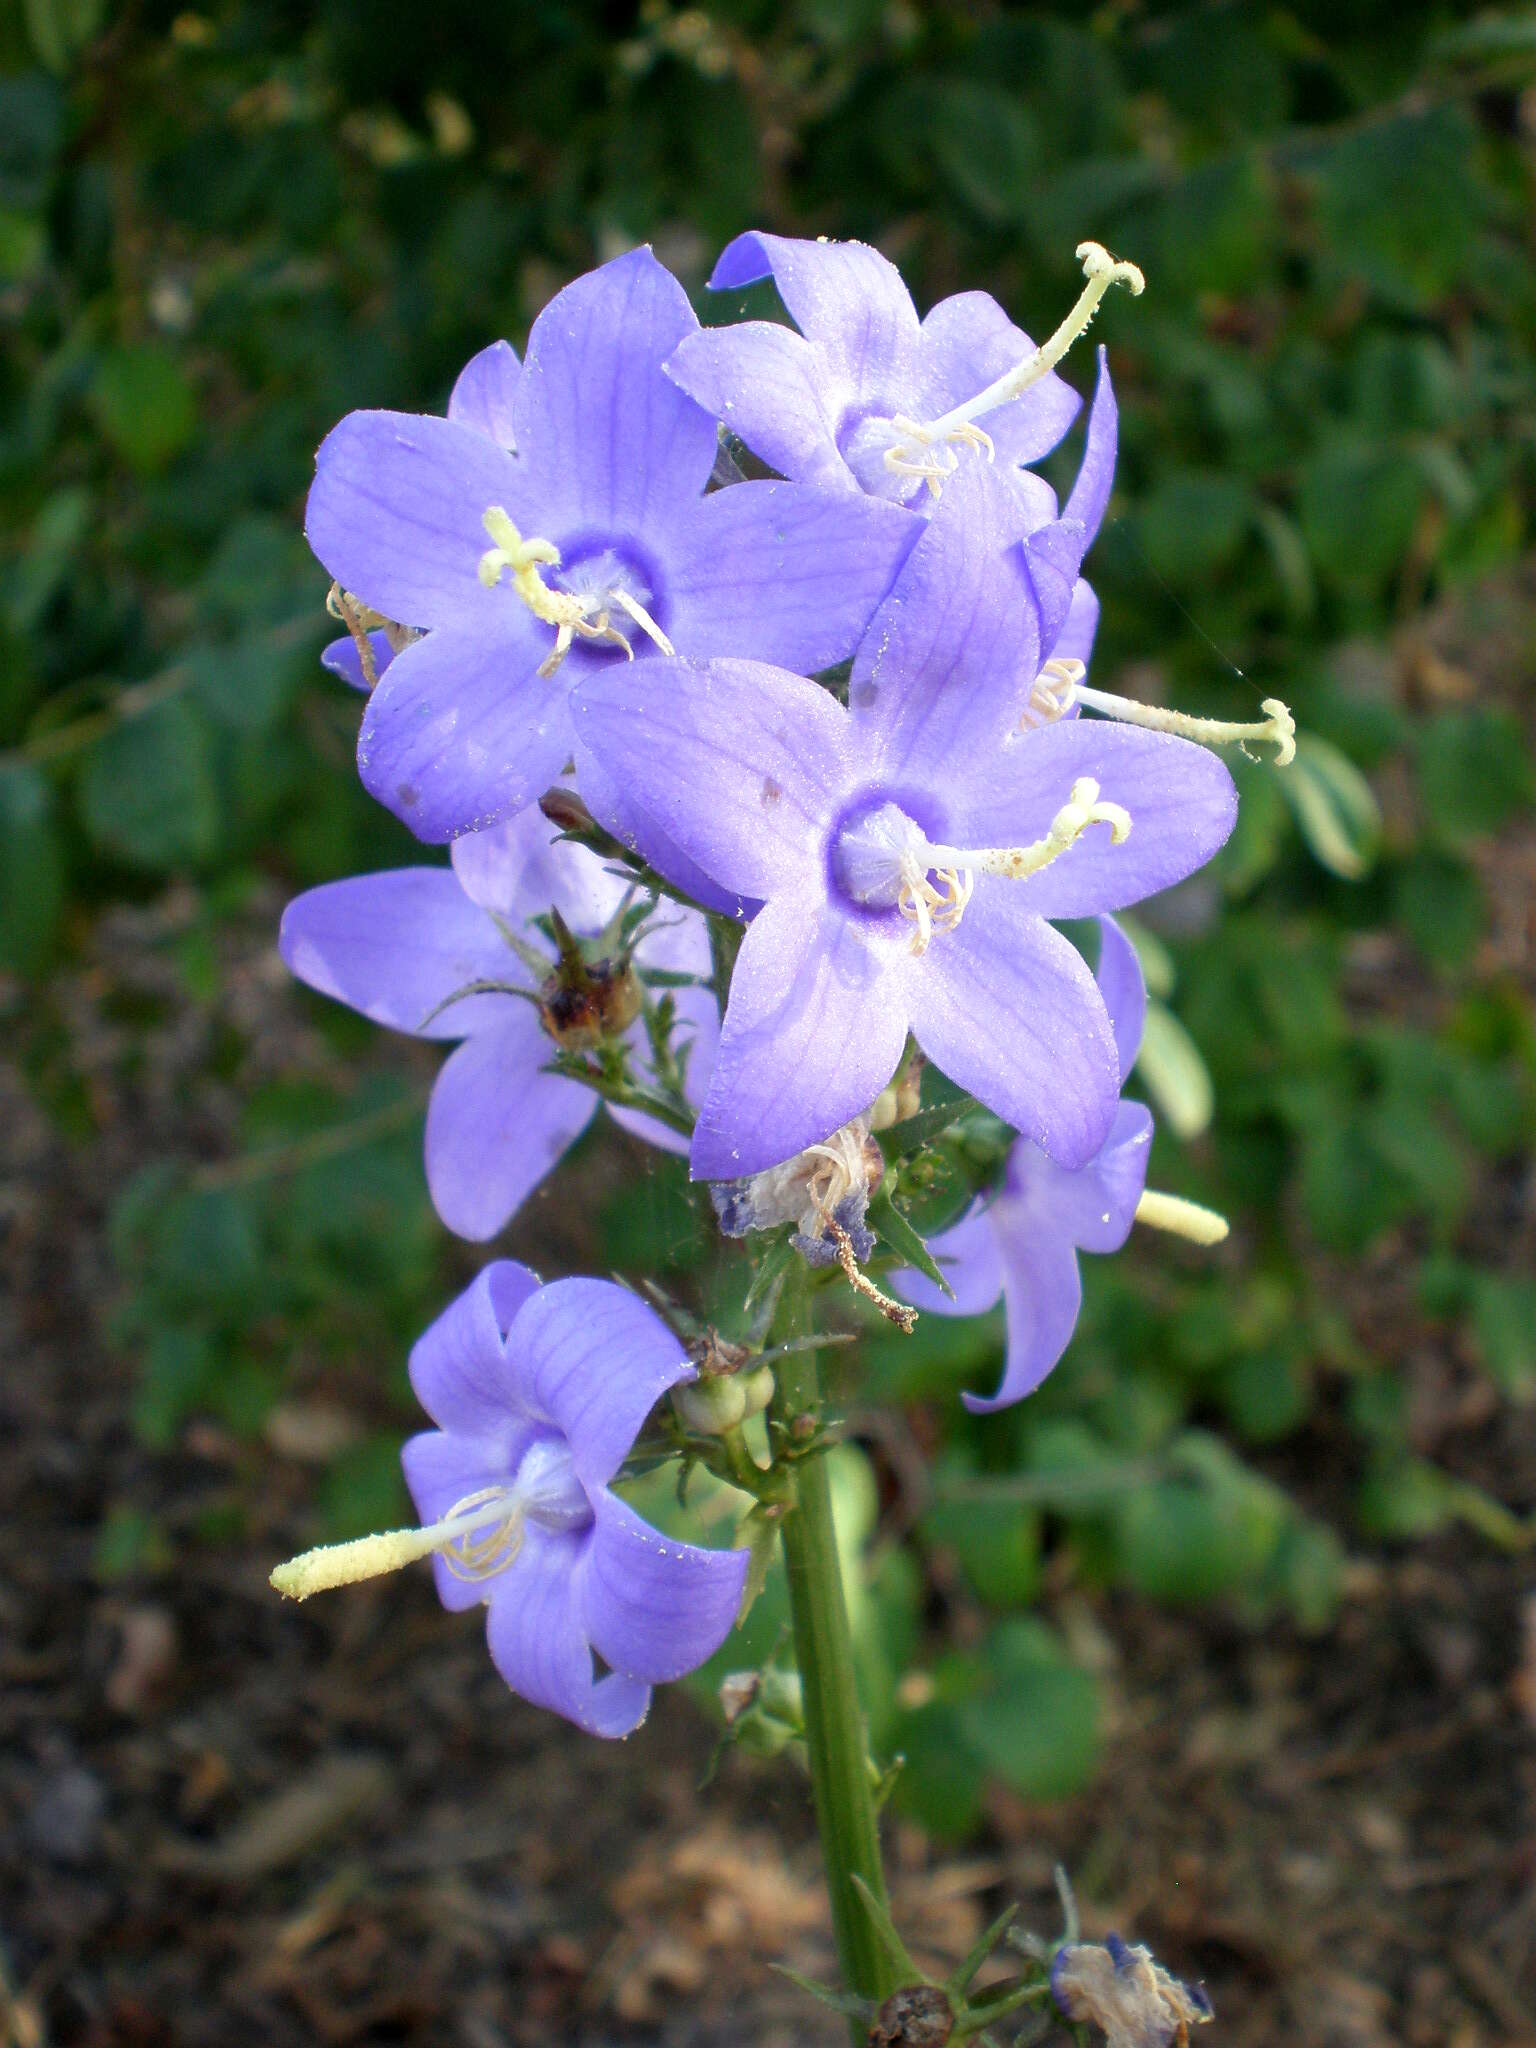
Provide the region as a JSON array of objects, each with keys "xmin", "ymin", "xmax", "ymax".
[{"xmin": 1051, "ymin": 1935, "xmax": 1213, "ymax": 2048}]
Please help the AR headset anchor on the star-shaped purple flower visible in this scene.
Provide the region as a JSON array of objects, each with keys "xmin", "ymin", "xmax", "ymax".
[
  {"xmin": 279, "ymin": 805, "xmax": 718, "ymax": 1241},
  {"xmin": 897, "ymin": 919, "xmax": 1152, "ymax": 1412},
  {"xmin": 666, "ymin": 231, "xmax": 1083, "ymax": 510},
  {"xmin": 402, "ymin": 1262, "xmax": 747, "ymax": 1736},
  {"xmin": 303, "ymin": 247, "xmax": 918, "ymax": 847},
  {"xmin": 572, "ymin": 460, "xmax": 1236, "ymax": 1183}
]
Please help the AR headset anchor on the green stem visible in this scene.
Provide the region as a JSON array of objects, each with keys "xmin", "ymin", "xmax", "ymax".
[{"xmin": 772, "ymin": 1283, "xmax": 897, "ymax": 2028}]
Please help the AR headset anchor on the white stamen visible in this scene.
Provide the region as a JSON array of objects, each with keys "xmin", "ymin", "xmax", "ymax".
[
  {"xmin": 836, "ymin": 782, "xmax": 1131, "ymax": 957},
  {"xmin": 1070, "ymin": 684, "xmax": 1296, "ymax": 766},
  {"xmin": 880, "ymin": 242, "xmax": 1145, "ymax": 489},
  {"xmin": 1134, "ymin": 1189, "xmax": 1230, "ymax": 1245},
  {"xmin": 271, "ymin": 1487, "xmax": 526, "ymax": 1600}
]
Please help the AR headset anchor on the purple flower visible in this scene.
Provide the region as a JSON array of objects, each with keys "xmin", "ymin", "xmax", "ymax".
[
  {"xmin": 572, "ymin": 459, "xmax": 1236, "ymax": 1184},
  {"xmin": 303, "ymin": 247, "xmax": 918, "ymax": 848},
  {"xmin": 666, "ymin": 231, "xmax": 1084, "ymax": 510},
  {"xmin": 666, "ymin": 234, "xmax": 1121, "ymax": 680},
  {"xmin": 279, "ymin": 805, "xmax": 718, "ymax": 1240},
  {"xmin": 897, "ymin": 919, "xmax": 1152, "ymax": 1412},
  {"xmin": 401, "ymin": 1262, "xmax": 747, "ymax": 1736}
]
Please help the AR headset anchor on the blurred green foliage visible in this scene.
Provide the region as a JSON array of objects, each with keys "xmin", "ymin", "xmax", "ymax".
[{"xmin": 5, "ymin": 0, "xmax": 1534, "ymax": 1825}]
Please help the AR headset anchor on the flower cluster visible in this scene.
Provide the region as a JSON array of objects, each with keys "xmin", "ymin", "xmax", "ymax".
[{"xmin": 275, "ymin": 232, "xmax": 1280, "ymax": 1733}]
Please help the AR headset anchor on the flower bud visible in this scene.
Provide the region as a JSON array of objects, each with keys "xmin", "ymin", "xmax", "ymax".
[{"xmin": 538, "ymin": 954, "xmax": 643, "ymax": 1048}]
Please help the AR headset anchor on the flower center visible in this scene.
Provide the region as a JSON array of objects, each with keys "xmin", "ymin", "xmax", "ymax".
[
  {"xmin": 478, "ymin": 508, "xmax": 674, "ymax": 678},
  {"xmin": 832, "ymin": 784, "xmax": 1132, "ymax": 957}
]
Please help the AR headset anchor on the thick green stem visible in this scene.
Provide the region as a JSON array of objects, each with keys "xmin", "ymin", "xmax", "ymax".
[{"xmin": 772, "ymin": 1293, "xmax": 897, "ymax": 2027}]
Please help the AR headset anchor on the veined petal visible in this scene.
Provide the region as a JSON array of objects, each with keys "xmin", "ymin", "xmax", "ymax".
[
  {"xmin": 664, "ymin": 323, "xmax": 856, "ymax": 491},
  {"xmin": 852, "ymin": 461, "xmax": 1044, "ymax": 781},
  {"xmin": 1062, "ymin": 347, "xmax": 1117, "ymax": 551},
  {"xmin": 954, "ymin": 721, "xmax": 1238, "ymax": 920},
  {"xmin": 710, "ymin": 231, "xmax": 922, "ymax": 394},
  {"xmin": 425, "ymin": 1018, "xmax": 598, "ymax": 1242},
  {"xmin": 573, "ymin": 656, "xmax": 854, "ymax": 903},
  {"xmin": 447, "ymin": 340, "xmax": 520, "ymax": 447},
  {"xmin": 916, "ymin": 291, "xmax": 1082, "ymax": 466},
  {"xmin": 691, "ymin": 892, "xmax": 910, "ymax": 1180},
  {"xmin": 279, "ymin": 870, "xmax": 515, "ymax": 1040},
  {"xmin": 1096, "ymin": 916, "xmax": 1146, "ymax": 1078},
  {"xmin": 305, "ymin": 410, "xmax": 534, "ymax": 632},
  {"xmin": 407, "ymin": 1260, "xmax": 544, "ymax": 1439},
  {"xmin": 895, "ymin": 1200, "xmax": 1005, "ymax": 1318},
  {"xmin": 576, "ymin": 746, "xmax": 758, "ymax": 918},
  {"xmin": 485, "ymin": 1526, "xmax": 651, "ymax": 1736},
  {"xmin": 579, "ymin": 1492, "xmax": 746, "ymax": 1683},
  {"xmin": 962, "ymin": 1227, "xmax": 1083, "ymax": 1414},
  {"xmin": 906, "ymin": 890, "xmax": 1117, "ymax": 1170},
  {"xmin": 357, "ymin": 616, "xmax": 573, "ymax": 843},
  {"xmin": 513, "ymin": 1278, "xmax": 694, "ymax": 1489},
  {"xmin": 513, "ymin": 247, "xmax": 717, "ymax": 529},
  {"xmin": 667, "ymin": 481, "xmax": 918, "ymax": 676}
]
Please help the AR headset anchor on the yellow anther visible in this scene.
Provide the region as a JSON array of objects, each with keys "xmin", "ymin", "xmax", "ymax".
[{"xmin": 1134, "ymin": 1189, "xmax": 1229, "ymax": 1246}]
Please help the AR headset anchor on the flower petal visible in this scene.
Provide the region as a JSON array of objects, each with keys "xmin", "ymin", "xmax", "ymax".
[
  {"xmin": 1095, "ymin": 916, "xmax": 1146, "ymax": 1078},
  {"xmin": 579, "ymin": 1492, "xmax": 746, "ymax": 1683},
  {"xmin": 425, "ymin": 1017, "xmax": 597, "ymax": 1241},
  {"xmin": 666, "ymin": 480, "xmax": 918, "ymax": 676},
  {"xmin": 1062, "ymin": 347, "xmax": 1117, "ymax": 551},
  {"xmin": 356, "ymin": 616, "xmax": 573, "ymax": 842},
  {"xmin": 573, "ymin": 655, "xmax": 853, "ymax": 903},
  {"xmin": 321, "ymin": 630, "xmax": 394, "ymax": 691},
  {"xmin": 916, "ymin": 290, "xmax": 1082, "ymax": 466},
  {"xmin": 511, "ymin": 1277, "xmax": 694, "ymax": 1488},
  {"xmin": 895, "ymin": 1200, "xmax": 1006, "ymax": 1317},
  {"xmin": 576, "ymin": 746, "xmax": 758, "ymax": 918},
  {"xmin": 407, "ymin": 1260, "xmax": 544, "ymax": 1438},
  {"xmin": 691, "ymin": 892, "xmax": 910, "ymax": 1180},
  {"xmin": 512, "ymin": 247, "xmax": 717, "ymax": 529},
  {"xmin": 485, "ymin": 1525, "xmax": 652, "ymax": 1736},
  {"xmin": 401, "ymin": 1425, "xmax": 542, "ymax": 1612},
  {"xmin": 710, "ymin": 232, "xmax": 921, "ymax": 394},
  {"xmin": 852, "ymin": 460, "xmax": 1044, "ymax": 782},
  {"xmin": 305, "ymin": 410, "xmax": 534, "ymax": 631},
  {"xmin": 447, "ymin": 340, "xmax": 520, "ymax": 447},
  {"xmin": 279, "ymin": 870, "xmax": 516, "ymax": 1040},
  {"xmin": 450, "ymin": 805, "xmax": 628, "ymax": 935},
  {"xmin": 664, "ymin": 322, "xmax": 855, "ymax": 491},
  {"xmin": 962, "ymin": 1226, "xmax": 1083, "ymax": 1414},
  {"xmin": 953, "ymin": 720, "xmax": 1238, "ymax": 921},
  {"xmin": 1052, "ymin": 580, "xmax": 1099, "ymax": 671},
  {"xmin": 1012, "ymin": 1099, "xmax": 1152, "ymax": 1254},
  {"xmin": 906, "ymin": 890, "xmax": 1117, "ymax": 1169}
]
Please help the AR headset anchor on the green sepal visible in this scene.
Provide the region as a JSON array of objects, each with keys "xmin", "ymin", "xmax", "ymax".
[{"xmin": 867, "ymin": 1186, "xmax": 952, "ymax": 1298}]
